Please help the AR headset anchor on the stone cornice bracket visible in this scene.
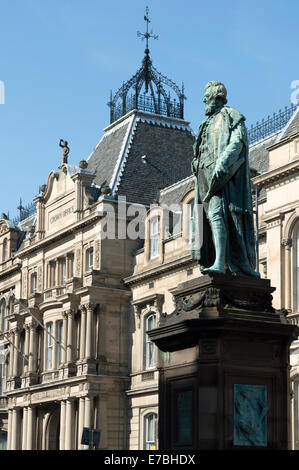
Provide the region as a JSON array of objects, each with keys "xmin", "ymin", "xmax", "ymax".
[{"xmin": 281, "ymin": 238, "xmax": 293, "ymax": 249}]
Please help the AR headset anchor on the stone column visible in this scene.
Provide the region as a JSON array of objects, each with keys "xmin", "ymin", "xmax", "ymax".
[
  {"xmin": 24, "ymin": 325, "xmax": 30, "ymax": 374},
  {"xmin": 65, "ymin": 399, "xmax": 74, "ymax": 450},
  {"xmin": 7, "ymin": 409, "xmax": 12, "ymax": 450},
  {"xmin": 80, "ymin": 306, "xmax": 86, "ymax": 360},
  {"xmin": 67, "ymin": 310, "xmax": 74, "ymax": 363},
  {"xmin": 29, "ymin": 322, "xmax": 36, "ymax": 373},
  {"xmin": 9, "ymin": 332, "xmax": 14, "ymax": 378},
  {"xmin": 77, "ymin": 397, "xmax": 85, "ymax": 450},
  {"xmin": 83, "ymin": 396, "xmax": 92, "ymax": 450},
  {"xmin": 13, "ymin": 329, "xmax": 20, "ymax": 378},
  {"xmin": 22, "ymin": 407, "xmax": 28, "ymax": 450},
  {"xmin": 59, "ymin": 400, "xmax": 66, "ymax": 450},
  {"xmin": 62, "ymin": 312, "xmax": 68, "ymax": 364},
  {"xmin": 85, "ymin": 304, "xmax": 94, "ymax": 359},
  {"xmin": 27, "ymin": 406, "xmax": 35, "ymax": 450},
  {"xmin": 11, "ymin": 408, "xmax": 19, "ymax": 450}
]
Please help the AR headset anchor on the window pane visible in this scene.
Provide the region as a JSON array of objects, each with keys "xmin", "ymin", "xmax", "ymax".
[
  {"xmin": 145, "ymin": 414, "xmax": 157, "ymax": 450},
  {"xmin": 47, "ymin": 323, "xmax": 53, "ymax": 370},
  {"xmin": 57, "ymin": 321, "xmax": 63, "ymax": 366}
]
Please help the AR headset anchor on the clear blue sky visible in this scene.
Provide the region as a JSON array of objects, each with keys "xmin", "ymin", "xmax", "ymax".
[{"xmin": 0, "ymin": 0, "xmax": 298, "ymax": 219}]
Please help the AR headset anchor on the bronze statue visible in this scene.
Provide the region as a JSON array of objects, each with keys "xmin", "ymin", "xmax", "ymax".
[
  {"xmin": 59, "ymin": 139, "xmax": 70, "ymax": 165},
  {"xmin": 191, "ymin": 81, "xmax": 259, "ymax": 278}
]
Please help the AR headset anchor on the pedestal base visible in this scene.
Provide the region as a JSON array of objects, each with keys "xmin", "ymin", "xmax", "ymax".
[{"xmin": 149, "ymin": 274, "xmax": 299, "ymax": 450}]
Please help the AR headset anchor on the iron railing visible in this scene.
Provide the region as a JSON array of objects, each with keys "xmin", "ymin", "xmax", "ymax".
[
  {"xmin": 112, "ymin": 92, "xmax": 183, "ymax": 123},
  {"xmin": 247, "ymin": 103, "xmax": 298, "ymax": 146}
]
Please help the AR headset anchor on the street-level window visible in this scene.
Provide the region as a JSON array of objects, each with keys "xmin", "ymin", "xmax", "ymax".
[
  {"xmin": 86, "ymin": 247, "xmax": 94, "ymax": 271},
  {"xmin": 0, "ymin": 431, "xmax": 7, "ymax": 450},
  {"xmin": 150, "ymin": 217, "xmax": 160, "ymax": 259},
  {"xmin": 145, "ymin": 313, "xmax": 156, "ymax": 370},
  {"xmin": 144, "ymin": 413, "xmax": 157, "ymax": 450},
  {"xmin": 47, "ymin": 323, "xmax": 54, "ymax": 370},
  {"xmin": 57, "ymin": 321, "xmax": 63, "ymax": 367}
]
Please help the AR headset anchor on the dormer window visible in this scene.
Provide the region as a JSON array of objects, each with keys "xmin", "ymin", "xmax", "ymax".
[{"xmin": 150, "ymin": 217, "xmax": 160, "ymax": 260}]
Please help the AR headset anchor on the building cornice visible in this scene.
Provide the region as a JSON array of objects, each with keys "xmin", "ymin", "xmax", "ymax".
[
  {"xmin": 124, "ymin": 255, "xmax": 196, "ymax": 286},
  {"xmin": 252, "ymin": 158, "xmax": 299, "ymax": 188},
  {"xmin": 16, "ymin": 211, "xmax": 101, "ymax": 257}
]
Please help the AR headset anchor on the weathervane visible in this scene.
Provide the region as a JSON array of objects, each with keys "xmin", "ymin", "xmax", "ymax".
[{"xmin": 137, "ymin": 6, "xmax": 158, "ymax": 53}]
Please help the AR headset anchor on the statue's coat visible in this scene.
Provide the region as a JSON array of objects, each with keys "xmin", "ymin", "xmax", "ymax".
[{"xmin": 191, "ymin": 106, "xmax": 257, "ymax": 276}]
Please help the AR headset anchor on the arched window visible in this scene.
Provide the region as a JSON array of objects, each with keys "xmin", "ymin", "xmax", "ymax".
[
  {"xmin": 2, "ymin": 239, "xmax": 7, "ymax": 262},
  {"xmin": 0, "ymin": 300, "xmax": 6, "ymax": 332},
  {"xmin": 187, "ymin": 199, "xmax": 194, "ymax": 244},
  {"xmin": 144, "ymin": 413, "xmax": 157, "ymax": 450},
  {"xmin": 150, "ymin": 217, "xmax": 160, "ymax": 259},
  {"xmin": 144, "ymin": 313, "xmax": 156, "ymax": 370}
]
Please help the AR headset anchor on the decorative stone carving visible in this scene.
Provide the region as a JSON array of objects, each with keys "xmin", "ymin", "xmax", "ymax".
[
  {"xmin": 281, "ymin": 238, "xmax": 292, "ymax": 249},
  {"xmin": 75, "ymin": 248, "xmax": 81, "ymax": 277},
  {"xmin": 94, "ymin": 240, "xmax": 100, "ymax": 269},
  {"xmin": 37, "ymin": 265, "xmax": 43, "ymax": 292}
]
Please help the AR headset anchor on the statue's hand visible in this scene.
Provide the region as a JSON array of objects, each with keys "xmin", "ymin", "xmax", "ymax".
[{"xmin": 214, "ymin": 162, "xmax": 226, "ymax": 180}]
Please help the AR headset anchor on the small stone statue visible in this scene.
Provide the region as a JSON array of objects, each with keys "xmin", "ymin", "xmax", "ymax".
[
  {"xmin": 191, "ymin": 81, "xmax": 259, "ymax": 278},
  {"xmin": 59, "ymin": 139, "xmax": 70, "ymax": 164}
]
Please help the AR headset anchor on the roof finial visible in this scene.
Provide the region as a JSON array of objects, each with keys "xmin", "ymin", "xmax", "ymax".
[{"xmin": 137, "ymin": 6, "xmax": 158, "ymax": 54}]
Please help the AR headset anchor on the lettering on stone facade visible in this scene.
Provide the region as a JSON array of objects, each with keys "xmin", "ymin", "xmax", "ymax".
[
  {"xmin": 49, "ymin": 206, "xmax": 74, "ymax": 225},
  {"xmin": 31, "ymin": 388, "xmax": 64, "ymax": 403}
]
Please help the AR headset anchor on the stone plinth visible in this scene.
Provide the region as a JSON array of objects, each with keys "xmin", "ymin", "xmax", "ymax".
[{"xmin": 149, "ymin": 274, "xmax": 299, "ymax": 450}]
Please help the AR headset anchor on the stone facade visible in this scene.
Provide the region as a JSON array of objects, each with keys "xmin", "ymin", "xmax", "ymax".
[{"xmin": 0, "ymin": 109, "xmax": 194, "ymax": 450}]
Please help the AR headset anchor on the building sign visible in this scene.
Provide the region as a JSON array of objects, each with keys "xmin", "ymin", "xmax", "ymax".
[
  {"xmin": 233, "ymin": 384, "xmax": 267, "ymax": 447},
  {"xmin": 47, "ymin": 200, "xmax": 75, "ymax": 232}
]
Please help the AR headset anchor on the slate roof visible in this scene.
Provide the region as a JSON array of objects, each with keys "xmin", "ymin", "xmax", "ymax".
[
  {"xmin": 248, "ymin": 133, "xmax": 278, "ymax": 176},
  {"xmin": 159, "ymin": 175, "xmax": 194, "ymax": 207},
  {"xmin": 87, "ymin": 118, "xmax": 131, "ymax": 191},
  {"xmin": 275, "ymin": 106, "xmax": 299, "ymax": 143},
  {"xmin": 87, "ymin": 110, "xmax": 195, "ymax": 205}
]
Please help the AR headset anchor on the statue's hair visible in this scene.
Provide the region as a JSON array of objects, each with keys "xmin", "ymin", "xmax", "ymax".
[{"xmin": 205, "ymin": 81, "xmax": 227, "ymax": 104}]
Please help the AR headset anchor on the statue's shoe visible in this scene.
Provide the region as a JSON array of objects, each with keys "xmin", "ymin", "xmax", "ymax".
[{"xmin": 201, "ymin": 264, "xmax": 226, "ymax": 275}]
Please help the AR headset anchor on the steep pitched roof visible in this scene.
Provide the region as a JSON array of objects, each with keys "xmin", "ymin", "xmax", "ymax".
[
  {"xmin": 87, "ymin": 110, "xmax": 195, "ymax": 205},
  {"xmin": 275, "ymin": 106, "xmax": 299, "ymax": 143}
]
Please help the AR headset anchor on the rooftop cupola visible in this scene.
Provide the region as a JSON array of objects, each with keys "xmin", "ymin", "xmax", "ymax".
[{"xmin": 108, "ymin": 6, "xmax": 186, "ymax": 124}]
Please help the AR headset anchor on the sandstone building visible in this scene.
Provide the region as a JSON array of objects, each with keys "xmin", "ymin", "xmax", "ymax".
[{"xmin": 0, "ymin": 17, "xmax": 299, "ymax": 449}]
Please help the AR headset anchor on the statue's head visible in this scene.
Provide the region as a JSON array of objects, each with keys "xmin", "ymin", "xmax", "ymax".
[{"xmin": 203, "ymin": 81, "xmax": 227, "ymax": 116}]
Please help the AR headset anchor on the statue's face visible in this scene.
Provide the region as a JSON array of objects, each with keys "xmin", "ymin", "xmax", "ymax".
[{"xmin": 203, "ymin": 88, "xmax": 218, "ymax": 116}]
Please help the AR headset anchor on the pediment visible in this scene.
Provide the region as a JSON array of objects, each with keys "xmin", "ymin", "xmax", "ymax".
[{"xmin": 43, "ymin": 166, "xmax": 77, "ymax": 235}]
